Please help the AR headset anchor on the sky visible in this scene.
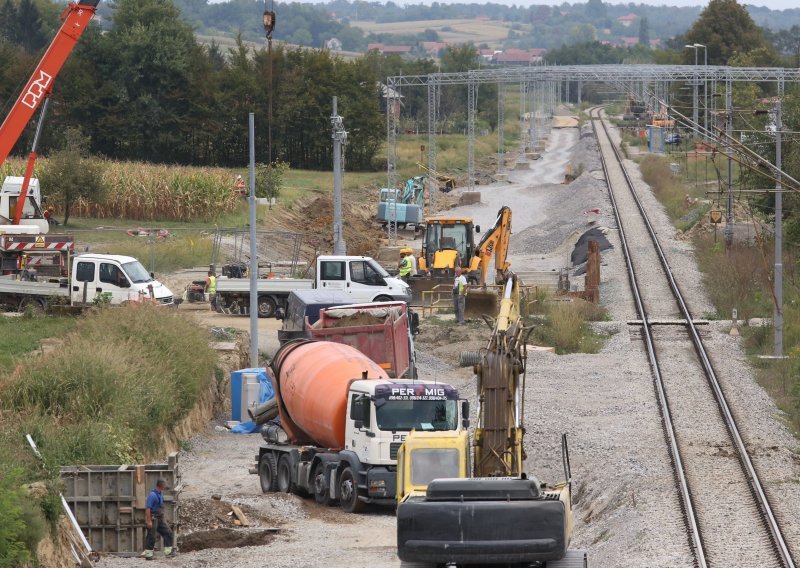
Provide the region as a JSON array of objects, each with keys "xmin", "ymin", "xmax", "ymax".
[{"xmin": 208, "ymin": 0, "xmax": 797, "ymax": 9}]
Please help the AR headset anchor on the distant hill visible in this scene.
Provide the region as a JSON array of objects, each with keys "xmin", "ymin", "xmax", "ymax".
[{"xmin": 165, "ymin": 0, "xmax": 800, "ymax": 52}]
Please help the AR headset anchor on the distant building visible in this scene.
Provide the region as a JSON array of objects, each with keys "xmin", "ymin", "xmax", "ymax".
[
  {"xmin": 491, "ymin": 48, "xmax": 546, "ymax": 65},
  {"xmin": 617, "ymin": 13, "xmax": 638, "ymax": 27},
  {"xmin": 479, "ymin": 48, "xmax": 499, "ymax": 62},
  {"xmin": 367, "ymin": 43, "xmax": 413, "ymax": 55},
  {"xmin": 621, "ymin": 37, "xmax": 639, "ymax": 46},
  {"xmin": 422, "ymin": 41, "xmax": 449, "ymax": 58},
  {"xmin": 325, "ymin": 37, "xmax": 343, "ymax": 51}
]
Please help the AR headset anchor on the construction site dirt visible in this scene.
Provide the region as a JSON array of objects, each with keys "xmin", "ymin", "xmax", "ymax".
[{"xmin": 97, "ymin": 112, "xmax": 800, "ymax": 567}]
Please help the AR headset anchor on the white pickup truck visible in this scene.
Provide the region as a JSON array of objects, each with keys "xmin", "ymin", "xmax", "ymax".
[
  {"xmin": 215, "ymin": 255, "xmax": 412, "ymax": 318},
  {"xmin": 0, "ymin": 253, "xmax": 174, "ymax": 312}
]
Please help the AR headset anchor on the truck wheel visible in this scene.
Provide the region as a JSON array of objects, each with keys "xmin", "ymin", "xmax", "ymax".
[
  {"xmin": 259, "ymin": 453, "xmax": 278, "ymax": 493},
  {"xmin": 19, "ymin": 297, "xmax": 46, "ymax": 314},
  {"xmin": 277, "ymin": 455, "xmax": 292, "ymax": 493},
  {"xmin": 373, "ymin": 295, "xmax": 392, "ymax": 303},
  {"xmin": 338, "ymin": 467, "xmax": 365, "ymax": 513},
  {"xmin": 313, "ymin": 463, "xmax": 335, "ymax": 507},
  {"xmin": 257, "ymin": 296, "xmax": 276, "ymax": 318}
]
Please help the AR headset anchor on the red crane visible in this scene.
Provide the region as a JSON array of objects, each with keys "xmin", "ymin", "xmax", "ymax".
[{"xmin": 0, "ymin": 1, "xmax": 100, "ymax": 225}]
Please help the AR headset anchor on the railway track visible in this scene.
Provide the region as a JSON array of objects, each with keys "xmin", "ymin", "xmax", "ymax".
[{"xmin": 590, "ymin": 108, "xmax": 795, "ymax": 568}]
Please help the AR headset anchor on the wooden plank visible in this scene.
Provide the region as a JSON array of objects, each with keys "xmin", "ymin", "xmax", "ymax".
[{"xmin": 230, "ymin": 505, "xmax": 250, "ymax": 527}]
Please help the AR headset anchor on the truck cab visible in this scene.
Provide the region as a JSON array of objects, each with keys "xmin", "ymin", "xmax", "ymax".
[
  {"xmin": 0, "ymin": 176, "xmax": 48, "ymax": 234},
  {"xmin": 345, "ymin": 380, "xmax": 465, "ymax": 467},
  {"xmin": 316, "ymin": 255, "xmax": 411, "ymax": 303},
  {"xmin": 419, "ymin": 217, "xmax": 480, "ymax": 275},
  {"xmin": 71, "ymin": 254, "xmax": 173, "ymax": 305}
]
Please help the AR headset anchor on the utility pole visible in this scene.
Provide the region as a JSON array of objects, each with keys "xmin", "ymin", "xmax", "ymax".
[
  {"xmin": 725, "ymin": 79, "xmax": 734, "ymax": 253},
  {"xmin": 774, "ymin": 90, "xmax": 783, "ymax": 357},
  {"xmin": 248, "ymin": 113, "xmax": 259, "ymax": 367},
  {"xmin": 331, "ymin": 96, "xmax": 347, "ymax": 255}
]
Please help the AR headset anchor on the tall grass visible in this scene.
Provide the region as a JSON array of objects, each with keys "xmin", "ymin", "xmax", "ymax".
[
  {"xmin": 531, "ymin": 299, "xmax": 608, "ymax": 354},
  {"xmin": 693, "ymin": 234, "xmax": 774, "ymax": 321},
  {"xmin": 1, "ymin": 305, "xmax": 217, "ymax": 466}
]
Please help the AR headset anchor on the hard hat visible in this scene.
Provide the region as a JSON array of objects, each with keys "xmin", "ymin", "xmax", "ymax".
[{"xmin": 400, "ymin": 248, "xmax": 413, "ymax": 254}]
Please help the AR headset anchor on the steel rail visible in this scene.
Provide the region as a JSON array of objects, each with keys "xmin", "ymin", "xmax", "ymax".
[
  {"xmin": 592, "ymin": 107, "xmax": 795, "ymax": 568},
  {"xmin": 589, "ymin": 108, "xmax": 706, "ymax": 567}
]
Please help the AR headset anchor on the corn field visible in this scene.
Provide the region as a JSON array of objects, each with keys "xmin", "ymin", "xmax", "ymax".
[{"xmin": 2, "ymin": 158, "xmax": 241, "ymax": 222}]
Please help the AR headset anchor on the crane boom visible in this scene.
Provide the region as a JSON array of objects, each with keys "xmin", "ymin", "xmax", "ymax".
[{"xmin": 0, "ymin": 1, "xmax": 100, "ymax": 167}]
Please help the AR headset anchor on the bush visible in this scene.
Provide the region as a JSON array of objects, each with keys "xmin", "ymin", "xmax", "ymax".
[
  {"xmin": 255, "ymin": 161, "xmax": 289, "ymax": 200},
  {"xmin": 0, "ymin": 464, "xmax": 36, "ymax": 567}
]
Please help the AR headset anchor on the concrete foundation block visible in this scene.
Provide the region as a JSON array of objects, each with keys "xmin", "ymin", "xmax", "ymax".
[
  {"xmin": 458, "ymin": 191, "xmax": 481, "ymax": 205},
  {"xmin": 495, "ymin": 173, "xmax": 509, "ymax": 182},
  {"xmin": 514, "ymin": 161, "xmax": 531, "ymax": 170},
  {"xmin": 525, "ymin": 152, "xmax": 541, "ymax": 160}
]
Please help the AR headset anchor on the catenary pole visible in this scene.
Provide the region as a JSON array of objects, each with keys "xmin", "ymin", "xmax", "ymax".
[{"xmin": 248, "ymin": 113, "xmax": 259, "ymax": 368}]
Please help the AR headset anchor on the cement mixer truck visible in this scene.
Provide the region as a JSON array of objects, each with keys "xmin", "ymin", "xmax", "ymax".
[{"xmin": 252, "ymin": 339, "xmax": 467, "ymax": 513}]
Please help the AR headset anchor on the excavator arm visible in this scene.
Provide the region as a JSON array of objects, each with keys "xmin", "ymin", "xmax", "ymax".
[
  {"xmin": 472, "ymin": 274, "xmax": 526, "ymax": 477},
  {"xmin": 0, "ymin": 1, "xmax": 100, "ymax": 167},
  {"xmin": 467, "ymin": 205, "xmax": 512, "ymax": 285}
]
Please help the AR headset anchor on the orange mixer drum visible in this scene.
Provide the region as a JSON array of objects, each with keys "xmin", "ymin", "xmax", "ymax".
[{"xmin": 270, "ymin": 340, "xmax": 389, "ymax": 449}]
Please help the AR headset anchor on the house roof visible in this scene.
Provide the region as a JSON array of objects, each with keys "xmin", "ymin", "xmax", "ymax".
[
  {"xmin": 381, "ymin": 45, "xmax": 413, "ymax": 53},
  {"xmin": 621, "ymin": 37, "xmax": 639, "ymax": 45},
  {"xmin": 617, "ymin": 13, "xmax": 638, "ymax": 21}
]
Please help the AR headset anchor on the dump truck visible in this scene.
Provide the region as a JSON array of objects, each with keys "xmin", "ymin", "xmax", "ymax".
[
  {"xmin": 306, "ymin": 301, "xmax": 418, "ymax": 379},
  {"xmin": 0, "ymin": 252, "xmax": 174, "ymax": 311},
  {"xmin": 216, "ymin": 255, "xmax": 411, "ymax": 318},
  {"xmin": 253, "ymin": 339, "xmax": 467, "ymax": 513}
]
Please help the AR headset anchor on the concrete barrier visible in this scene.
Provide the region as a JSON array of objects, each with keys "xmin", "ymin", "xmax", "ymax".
[{"xmin": 458, "ymin": 192, "xmax": 481, "ymax": 205}]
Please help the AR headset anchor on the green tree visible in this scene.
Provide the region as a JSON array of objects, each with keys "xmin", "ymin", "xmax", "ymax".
[
  {"xmin": 682, "ymin": 0, "xmax": 772, "ymax": 65},
  {"xmin": 639, "ymin": 17, "xmax": 650, "ymax": 47},
  {"xmin": 586, "ymin": 0, "xmax": 606, "ymax": 20},
  {"xmin": 15, "ymin": 0, "xmax": 46, "ymax": 52},
  {"xmin": 40, "ymin": 127, "xmax": 103, "ymax": 225},
  {"xmin": 0, "ymin": 0, "xmax": 16, "ymax": 44}
]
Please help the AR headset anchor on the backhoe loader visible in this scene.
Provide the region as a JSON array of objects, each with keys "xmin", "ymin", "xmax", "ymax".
[
  {"xmin": 409, "ymin": 206, "xmax": 512, "ymax": 317},
  {"xmin": 396, "ymin": 274, "xmax": 587, "ymax": 566}
]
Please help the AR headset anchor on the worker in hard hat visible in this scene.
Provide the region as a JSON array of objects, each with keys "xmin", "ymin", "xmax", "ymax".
[
  {"xmin": 403, "ymin": 248, "xmax": 418, "ymax": 277},
  {"xmin": 398, "ymin": 249, "xmax": 413, "ymax": 283}
]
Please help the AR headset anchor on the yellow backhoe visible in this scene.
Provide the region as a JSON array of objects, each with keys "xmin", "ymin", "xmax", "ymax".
[
  {"xmin": 410, "ymin": 206, "xmax": 512, "ymax": 317},
  {"xmin": 396, "ymin": 274, "xmax": 587, "ymax": 566}
]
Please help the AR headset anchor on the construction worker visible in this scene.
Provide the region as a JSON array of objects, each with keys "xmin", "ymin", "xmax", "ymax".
[
  {"xmin": 403, "ymin": 247, "xmax": 418, "ymax": 277},
  {"xmin": 143, "ymin": 479, "xmax": 174, "ymax": 560},
  {"xmin": 205, "ymin": 269, "xmax": 217, "ymax": 310},
  {"xmin": 452, "ymin": 266, "xmax": 468, "ymax": 324},
  {"xmin": 398, "ymin": 250, "xmax": 413, "ymax": 283}
]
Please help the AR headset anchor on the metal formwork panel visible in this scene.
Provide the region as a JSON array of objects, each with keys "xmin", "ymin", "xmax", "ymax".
[{"xmin": 61, "ymin": 454, "xmax": 180, "ymax": 556}]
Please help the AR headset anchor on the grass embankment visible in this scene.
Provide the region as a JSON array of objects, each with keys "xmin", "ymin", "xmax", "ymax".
[
  {"xmin": 694, "ymin": 235, "xmax": 800, "ymax": 432},
  {"xmin": 0, "ymin": 305, "xmax": 218, "ymax": 564}
]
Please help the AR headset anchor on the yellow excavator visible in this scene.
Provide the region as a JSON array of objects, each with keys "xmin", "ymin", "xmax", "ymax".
[
  {"xmin": 411, "ymin": 206, "xmax": 512, "ymax": 316},
  {"xmin": 396, "ymin": 274, "xmax": 587, "ymax": 566}
]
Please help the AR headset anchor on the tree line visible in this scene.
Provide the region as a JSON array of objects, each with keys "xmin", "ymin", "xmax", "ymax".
[{"xmin": 0, "ymin": 0, "xmax": 402, "ymax": 170}]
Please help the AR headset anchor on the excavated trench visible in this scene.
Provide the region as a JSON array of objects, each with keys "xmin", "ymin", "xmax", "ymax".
[{"xmin": 178, "ymin": 528, "xmax": 278, "ymax": 552}]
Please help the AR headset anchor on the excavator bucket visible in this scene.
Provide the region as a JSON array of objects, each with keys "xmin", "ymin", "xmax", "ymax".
[{"xmin": 465, "ymin": 289, "xmax": 498, "ymax": 319}]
